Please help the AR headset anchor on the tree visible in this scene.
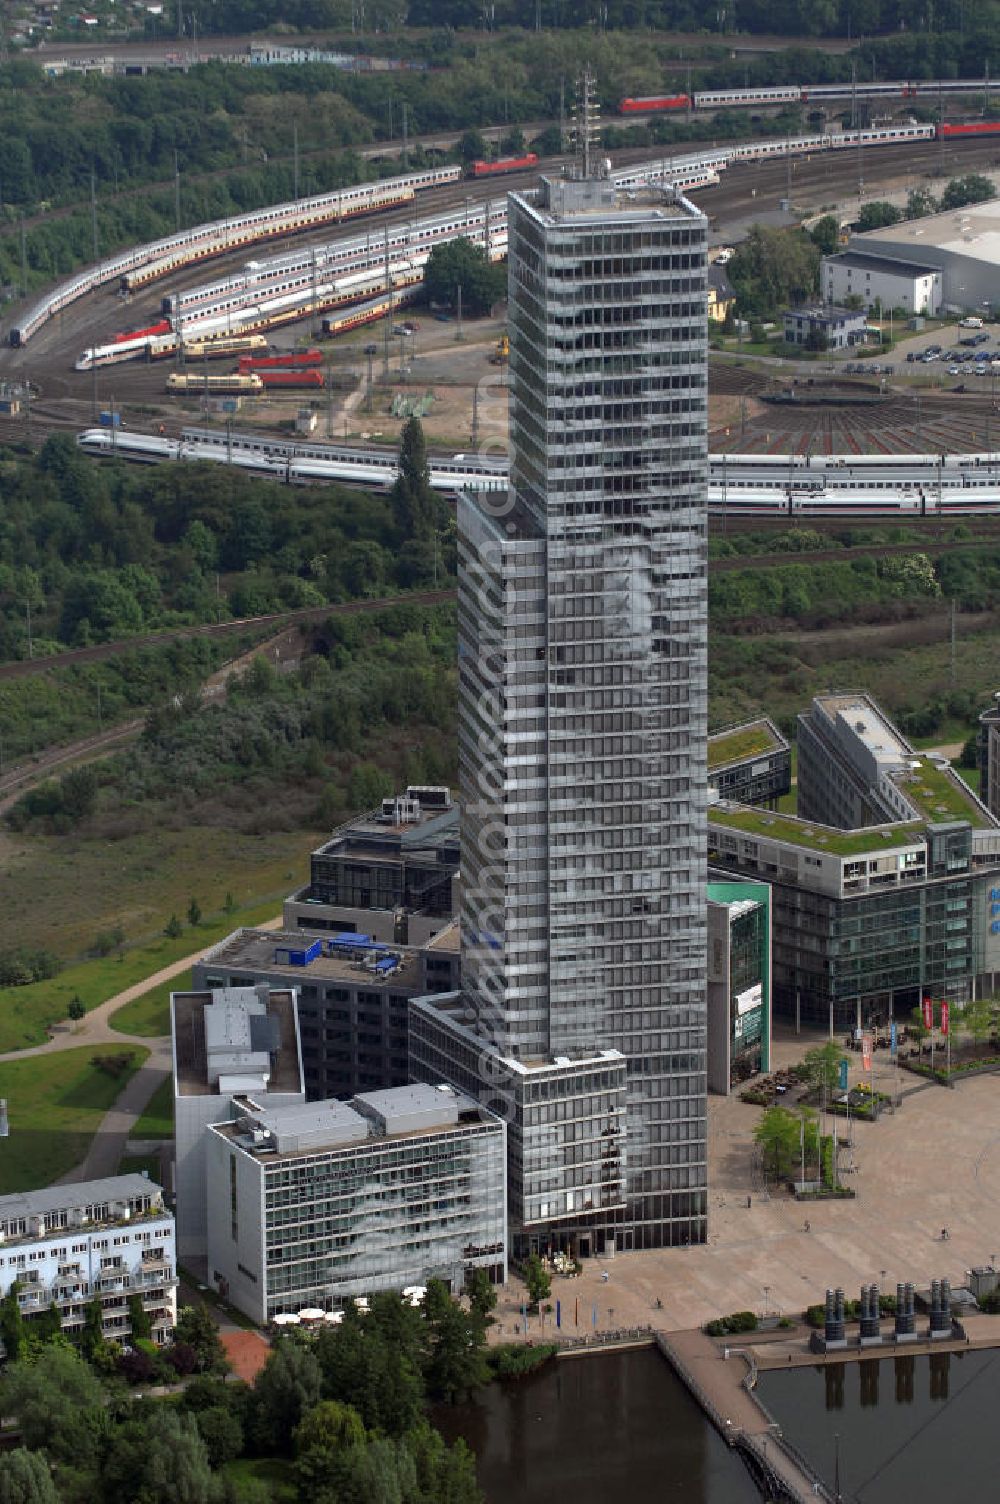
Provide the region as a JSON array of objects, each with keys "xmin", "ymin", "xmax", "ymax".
[
  {"xmin": 857, "ymin": 201, "xmax": 902, "ymax": 231},
  {"xmin": 729, "ymin": 224, "xmax": 821, "ymax": 318},
  {"xmin": 163, "ymin": 914, "xmax": 183, "ymax": 940},
  {"xmin": 467, "ymin": 1269, "xmax": 497, "ymax": 1326},
  {"xmin": 67, "ymin": 995, "xmax": 86, "ymax": 1021},
  {"xmin": 522, "ymin": 1254, "xmax": 551, "ymax": 1313},
  {"xmin": 0, "ymin": 1345, "xmax": 106, "ymax": 1471},
  {"xmin": 941, "ymin": 173, "xmax": 995, "ymax": 210},
  {"xmin": 422, "ymin": 1280, "xmax": 489, "ymax": 1404},
  {"xmin": 0, "ymin": 1450, "xmax": 59, "ymax": 1504},
  {"xmin": 193, "ymin": 1405, "xmax": 244, "ymax": 1467},
  {"xmin": 0, "ymin": 1284, "xmax": 24, "ymax": 1364},
  {"xmin": 809, "ymin": 214, "xmax": 839, "ymax": 255},
  {"xmin": 173, "ymin": 1304, "xmax": 229, "ymax": 1375},
  {"xmin": 127, "ymin": 1293, "xmax": 152, "ymax": 1343},
  {"xmin": 423, "ymin": 237, "xmax": 506, "ymax": 317},
  {"xmin": 315, "ymin": 1311, "xmax": 424, "ymax": 1438},
  {"xmin": 390, "ymin": 417, "xmax": 444, "ymax": 545},
  {"xmin": 100, "ymin": 1410, "xmax": 215, "ymax": 1504},
  {"xmin": 187, "ymin": 896, "xmax": 202, "ymax": 928},
  {"xmin": 347, "ymin": 762, "xmax": 393, "ymax": 811},
  {"xmin": 250, "ymin": 1337, "xmax": 323, "ymax": 1455},
  {"xmin": 753, "ymin": 1105, "xmax": 811, "ymax": 1181},
  {"xmin": 803, "ymin": 1039, "xmax": 842, "ymax": 1096},
  {"xmin": 906, "ymin": 187, "xmax": 938, "ymax": 219},
  {"xmin": 80, "ymin": 1297, "xmax": 105, "ymax": 1361}
]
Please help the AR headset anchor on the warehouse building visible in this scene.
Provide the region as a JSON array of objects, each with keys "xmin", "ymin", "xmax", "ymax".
[
  {"xmin": 205, "ymin": 1084, "xmax": 505, "ymax": 1323},
  {"xmin": 821, "ymin": 250, "xmax": 943, "ymax": 315},
  {"xmin": 850, "ymin": 201, "xmax": 1000, "ymax": 313}
]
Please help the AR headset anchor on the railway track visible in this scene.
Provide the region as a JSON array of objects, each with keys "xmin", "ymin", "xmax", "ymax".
[{"xmin": 0, "ymin": 588, "xmax": 457, "ymax": 683}]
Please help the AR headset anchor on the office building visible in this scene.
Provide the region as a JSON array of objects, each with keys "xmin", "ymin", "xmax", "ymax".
[
  {"xmin": 708, "ymin": 717, "xmax": 791, "ymax": 809},
  {"xmin": 707, "ymin": 881, "xmax": 771, "ymax": 1095},
  {"xmin": 283, "ymin": 786, "xmax": 459, "ymax": 946},
  {"xmin": 709, "ymin": 693, "xmax": 1000, "ymax": 1031},
  {"xmin": 172, "ymin": 984, "xmax": 305, "ymax": 1261},
  {"xmin": 782, "ymin": 305, "xmax": 867, "ymax": 349},
  {"xmin": 193, "ymin": 923, "xmax": 460, "ymax": 1100},
  {"xmin": 0, "ymin": 1176, "xmax": 176, "ymax": 1350},
  {"xmin": 205, "ymin": 1084, "xmax": 505, "ymax": 1323},
  {"xmin": 412, "ymin": 149, "xmax": 710, "ymax": 1255}
]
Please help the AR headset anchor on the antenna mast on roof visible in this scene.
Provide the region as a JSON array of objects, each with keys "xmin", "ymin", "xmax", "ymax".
[{"xmin": 571, "ymin": 66, "xmax": 601, "ymax": 180}]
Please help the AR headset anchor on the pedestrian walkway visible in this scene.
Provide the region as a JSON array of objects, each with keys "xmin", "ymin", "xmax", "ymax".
[
  {"xmin": 0, "ymin": 915, "xmax": 283, "ymax": 1064},
  {"xmin": 658, "ymin": 1330, "xmax": 831, "ymax": 1502},
  {"xmin": 1, "ymin": 915, "xmax": 282, "ymax": 1183}
]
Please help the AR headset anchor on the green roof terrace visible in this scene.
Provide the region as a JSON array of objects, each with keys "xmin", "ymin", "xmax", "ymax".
[
  {"xmin": 707, "ymin": 718, "xmax": 785, "ymax": 772},
  {"xmin": 708, "ymin": 802, "xmax": 926, "ymax": 858},
  {"xmin": 892, "ymin": 757, "xmax": 995, "ymax": 829}
]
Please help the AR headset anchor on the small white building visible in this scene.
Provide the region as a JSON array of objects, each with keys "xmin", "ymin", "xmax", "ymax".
[
  {"xmin": 0, "ymin": 1175, "xmax": 176, "ymax": 1349},
  {"xmin": 205, "ymin": 1084, "xmax": 506, "ymax": 1324},
  {"xmin": 821, "ymin": 251, "xmax": 943, "ymax": 316}
]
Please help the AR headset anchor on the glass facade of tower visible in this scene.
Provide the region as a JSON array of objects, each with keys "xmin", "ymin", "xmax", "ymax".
[{"xmin": 458, "ymin": 173, "xmax": 710, "ymax": 1251}]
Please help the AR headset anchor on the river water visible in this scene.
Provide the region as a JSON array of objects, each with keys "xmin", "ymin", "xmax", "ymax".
[
  {"xmin": 435, "ymin": 1346, "xmax": 759, "ymax": 1503},
  {"xmin": 758, "ymin": 1348, "xmax": 1000, "ymax": 1502}
]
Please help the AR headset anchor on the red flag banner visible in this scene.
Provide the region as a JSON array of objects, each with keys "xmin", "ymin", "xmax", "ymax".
[
  {"xmin": 923, "ymin": 993, "xmax": 933, "ymax": 1030},
  {"xmin": 861, "ymin": 1032, "xmax": 873, "ymax": 1071},
  {"xmin": 941, "ymin": 1000, "xmax": 949, "ymax": 1037}
]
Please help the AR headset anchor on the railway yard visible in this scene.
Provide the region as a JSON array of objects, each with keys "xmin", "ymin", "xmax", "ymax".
[{"xmin": 5, "ymin": 124, "xmax": 1000, "ymax": 507}]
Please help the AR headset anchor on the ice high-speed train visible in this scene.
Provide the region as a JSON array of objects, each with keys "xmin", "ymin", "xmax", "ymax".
[{"xmin": 76, "ymin": 426, "xmax": 1000, "ymax": 517}]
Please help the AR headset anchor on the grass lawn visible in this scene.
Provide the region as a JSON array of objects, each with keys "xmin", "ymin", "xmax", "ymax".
[
  {"xmin": 118, "ymin": 1151, "xmax": 163, "ymax": 1182},
  {"xmin": 129, "ymin": 1076, "xmax": 174, "ymax": 1141},
  {"xmin": 222, "ymin": 1458, "xmax": 296, "ymax": 1501},
  {"xmin": 0, "ymin": 825, "xmax": 321, "ymax": 1053},
  {"xmin": 111, "ymin": 970, "xmax": 190, "ymax": 1038},
  {"xmin": 0, "ymin": 1046, "xmax": 148, "ymax": 1194}
]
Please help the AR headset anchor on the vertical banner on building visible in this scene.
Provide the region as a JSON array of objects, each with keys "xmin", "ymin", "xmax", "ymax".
[
  {"xmin": 592, "ymin": 1304, "xmax": 598, "ymax": 1329},
  {"xmin": 941, "ymin": 1000, "xmax": 949, "ymax": 1037},
  {"xmin": 556, "ymin": 1300, "xmax": 562, "ymax": 1329},
  {"xmin": 861, "ymin": 1033, "xmax": 873, "ymax": 1071},
  {"xmin": 838, "ymin": 1058, "xmax": 849, "ymax": 1092},
  {"xmin": 575, "ymin": 1297, "xmax": 579, "ymax": 1328},
  {"xmin": 923, "ymin": 993, "xmax": 934, "ymax": 1030},
  {"xmin": 890, "ymin": 1020, "xmax": 898, "ymax": 1058}
]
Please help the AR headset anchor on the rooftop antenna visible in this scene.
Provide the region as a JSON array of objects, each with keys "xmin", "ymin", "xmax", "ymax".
[{"xmin": 571, "ymin": 66, "xmax": 601, "ymax": 180}]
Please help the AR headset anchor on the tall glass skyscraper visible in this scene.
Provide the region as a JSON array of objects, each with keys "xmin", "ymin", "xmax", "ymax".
[{"xmin": 412, "ymin": 164, "xmax": 709, "ymax": 1255}]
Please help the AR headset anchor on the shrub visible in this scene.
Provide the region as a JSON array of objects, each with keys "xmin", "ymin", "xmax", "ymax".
[
  {"xmin": 704, "ymin": 1310, "xmax": 759, "ymax": 1336},
  {"xmin": 487, "ymin": 1344, "xmax": 558, "ymax": 1379}
]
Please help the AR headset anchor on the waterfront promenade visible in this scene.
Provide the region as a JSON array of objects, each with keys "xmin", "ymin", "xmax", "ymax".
[{"xmin": 492, "ymin": 1027, "xmax": 1000, "ymax": 1338}]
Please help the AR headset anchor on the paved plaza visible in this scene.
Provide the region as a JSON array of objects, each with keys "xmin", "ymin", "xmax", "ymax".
[{"xmin": 493, "ymin": 1028, "xmax": 1000, "ymax": 1339}]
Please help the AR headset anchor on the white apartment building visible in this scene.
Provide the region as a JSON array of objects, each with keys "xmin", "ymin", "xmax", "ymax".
[{"xmin": 0, "ymin": 1175, "xmax": 176, "ymax": 1348}]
